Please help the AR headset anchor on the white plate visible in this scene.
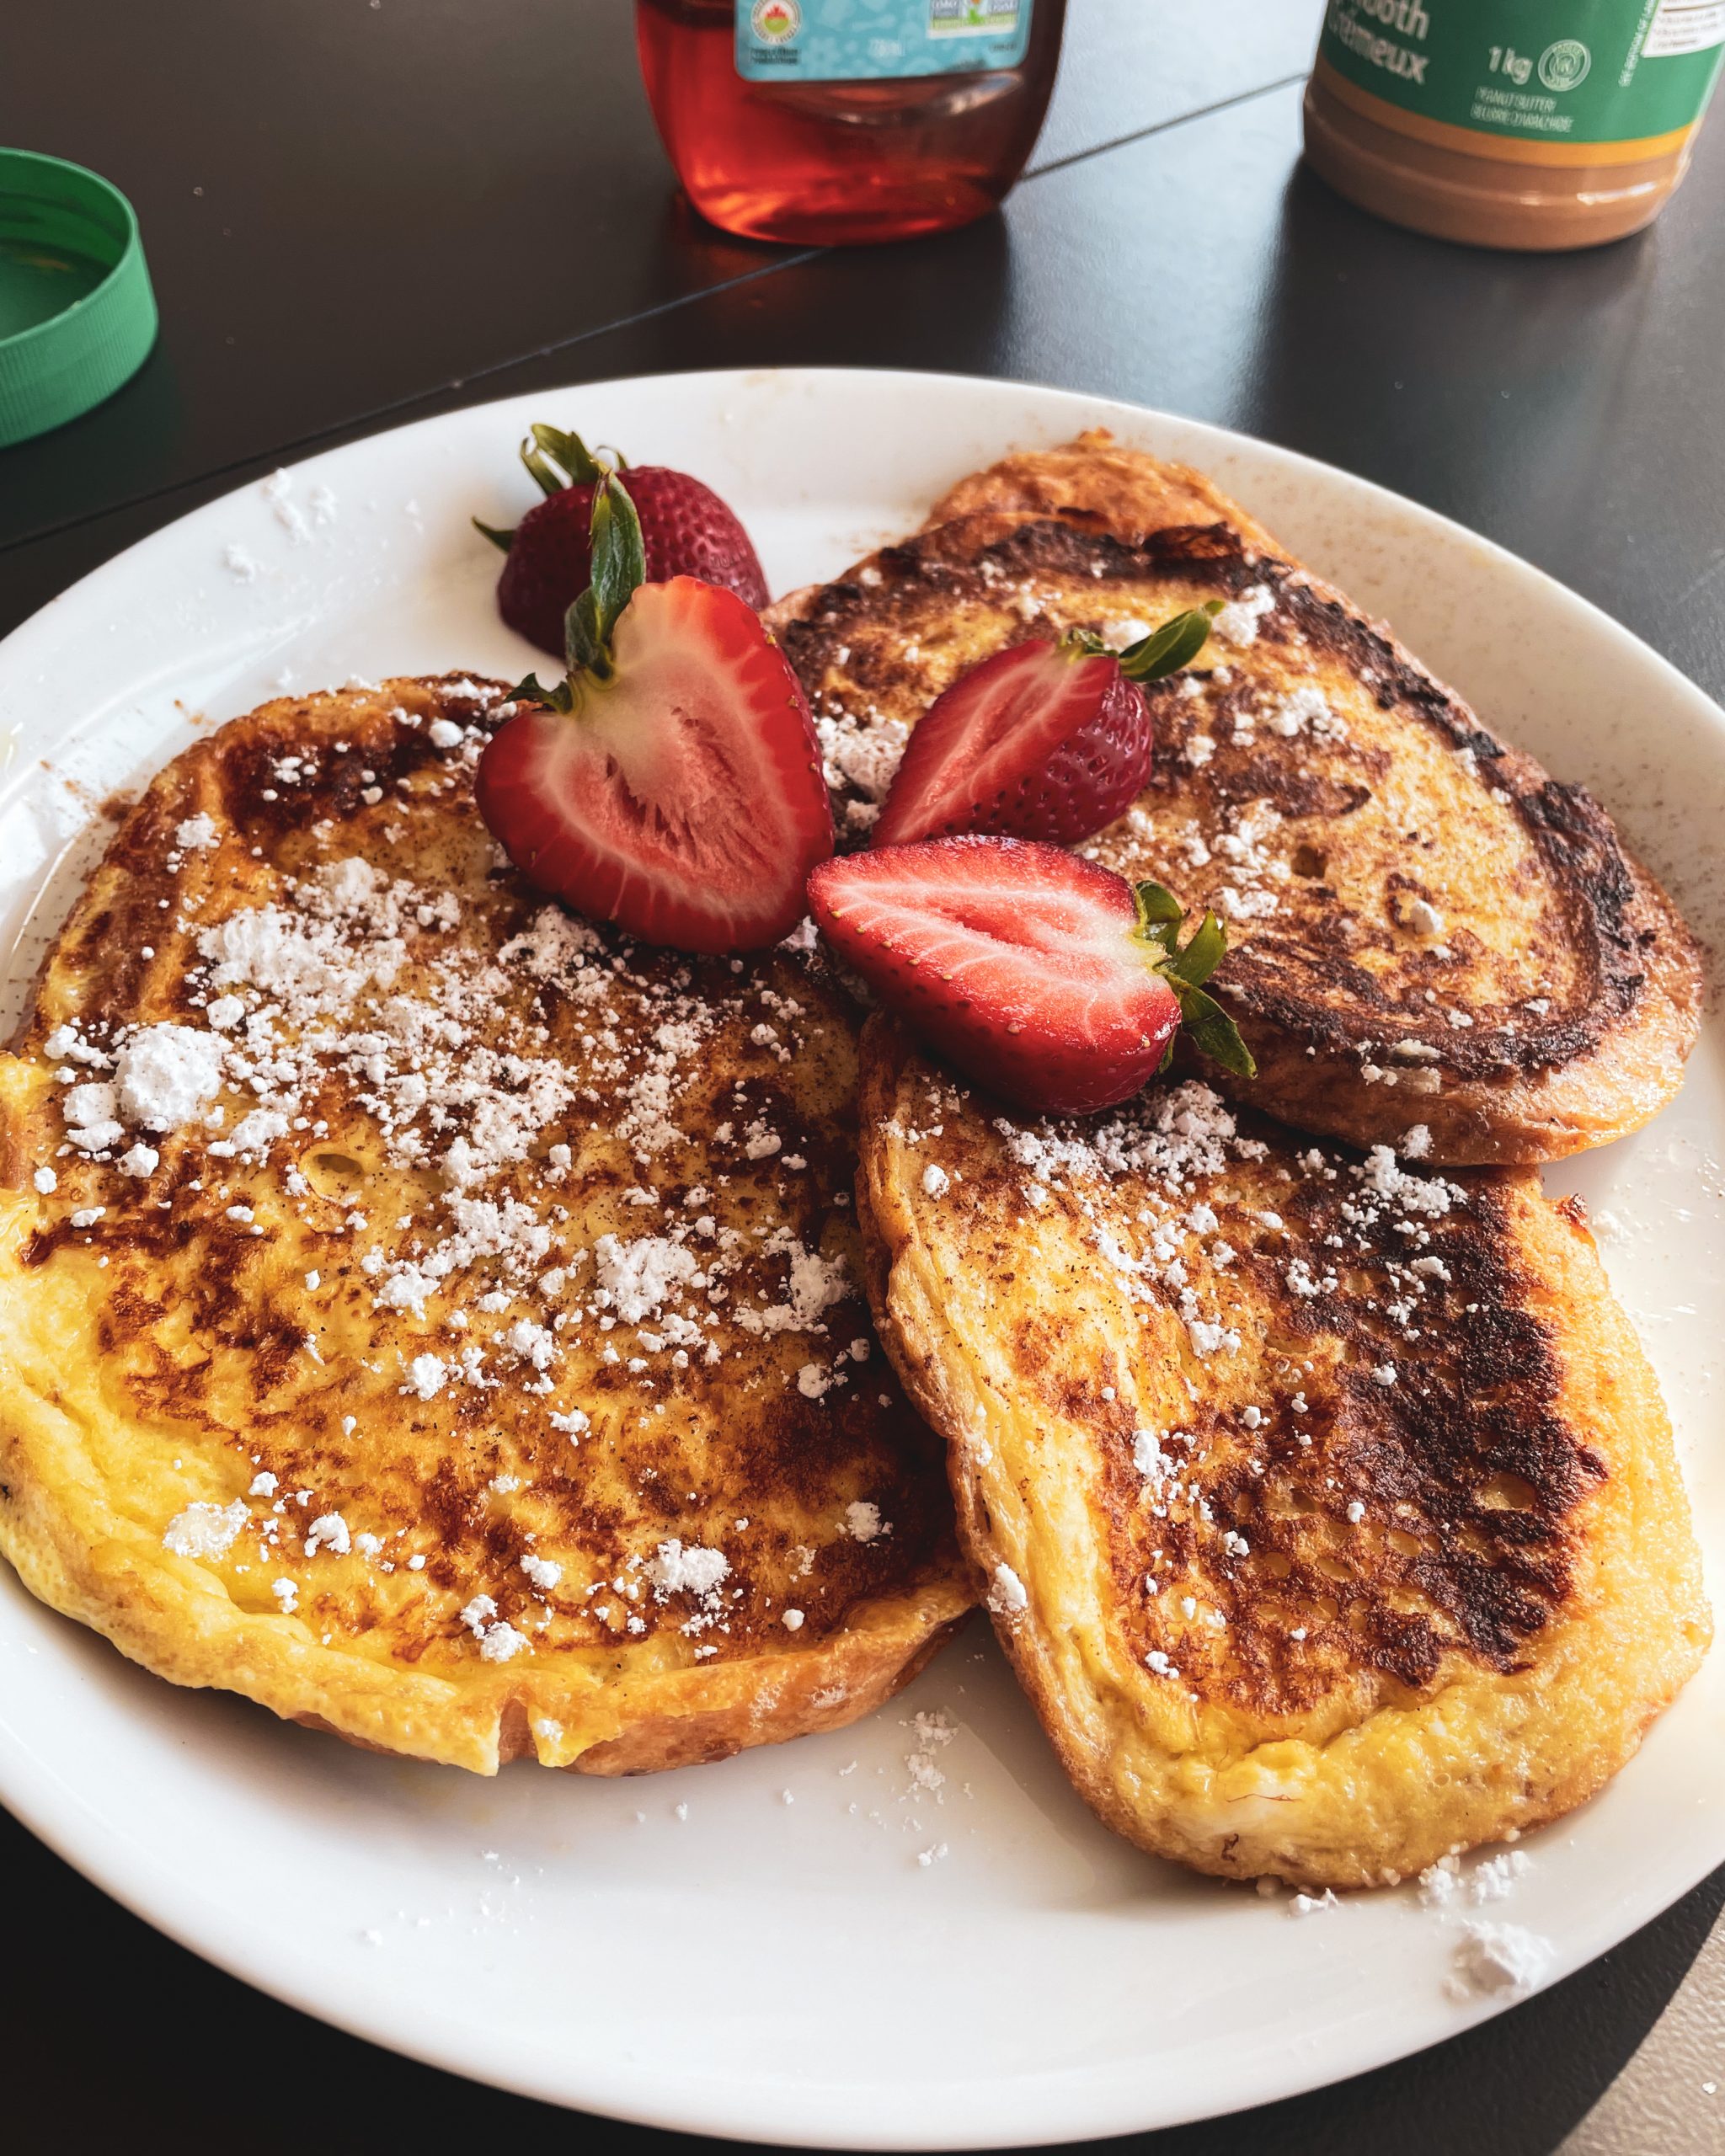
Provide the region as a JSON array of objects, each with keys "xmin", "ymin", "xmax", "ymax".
[{"xmin": 1, "ymin": 369, "xmax": 1721, "ymax": 2148}]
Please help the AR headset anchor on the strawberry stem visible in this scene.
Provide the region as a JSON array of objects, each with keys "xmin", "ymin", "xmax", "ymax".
[
  {"xmin": 508, "ymin": 472, "xmax": 649, "ymax": 712},
  {"xmin": 1132, "ymin": 881, "xmax": 1256, "ymax": 1078},
  {"xmin": 520, "ymin": 423, "xmax": 610, "ymax": 496}
]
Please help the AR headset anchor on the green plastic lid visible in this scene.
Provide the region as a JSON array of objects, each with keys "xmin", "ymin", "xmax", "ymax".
[{"xmin": 0, "ymin": 148, "xmax": 158, "ymax": 449}]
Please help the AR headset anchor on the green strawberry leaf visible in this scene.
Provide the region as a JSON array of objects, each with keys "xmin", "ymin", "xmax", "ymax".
[
  {"xmin": 472, "ymin": 516, "xmax": 515, "ymax": 553},
  {"xmin": 1162, "ymin": 906, "xmax": 1226, "ymax": 989},
  {"xmin": 588, "ymin": 473, "xmax": 647, "ymax": 648},
  {"xmin": 1133, "ymin": 879, "xmax": 1185, "ymax": 953},
  {"xmin": 1170, "ymin": 980, "xmax": 1257, "ymax": 1078},
  {"xmin": 1132, "ymin": 883, "xmax": 1253, "ymax": 1076},
  {"xmin": 521, "ymin": 423, "xmax": 607, "ymax": 495},
  {"xmin": 563, "ymin": 588, "xmax": 604, "ymax": 680},
  {"xmin": 507, "ymin": 670, "xmax": 576, "ymax": 714},
  {"xmin": 1118, "ymin": 600, "xmax": 1222, "ymax": 684},
  {"xmin": 516, "ymin": 473, "xmax": 647, "ymax": 705}
]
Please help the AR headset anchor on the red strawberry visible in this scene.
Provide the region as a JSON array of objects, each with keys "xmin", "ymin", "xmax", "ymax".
[
  {"xmin": 872, "ymin": 607, "xmax": 1220, "ymax": 851},
  {"xmin": 807, "ymin": 837, "xmax": 1252, "ymax": 1116},
  {"xmin": 477, "ymin": 424, "xmax": 769, "ymax": 658},
  {"xmin": 478, "ymin": 474, "xmax": 831, "ymax": 953}
]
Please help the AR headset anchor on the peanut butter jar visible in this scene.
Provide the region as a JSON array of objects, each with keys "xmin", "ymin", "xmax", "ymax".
[{"xmin": 1304, "ymin": 2, "xmax": 1725, "ymax": 250}]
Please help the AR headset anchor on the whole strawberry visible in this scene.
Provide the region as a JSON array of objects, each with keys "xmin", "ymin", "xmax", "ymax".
[
  {"xmin": 807, "ymin": 837, "xmax": 1252, "ymax": 1116},
  {"xmin": 477, "ymin": 424, "xmax": 769, "ymax": 658}
]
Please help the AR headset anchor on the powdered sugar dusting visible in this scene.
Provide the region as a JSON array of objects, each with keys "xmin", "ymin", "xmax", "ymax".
[
  {"xmin": 595, "ymin": 1235, "xmax": 699, "ymax": 1326},
  {"xmin": 114, "ymin": 1024, "xmax": 227, "ymax": 1132},
  {"xmin": 1210, "ymin": 584, "xmax": 1277, "ymax": 647},
  {"xmin": 894, "ymin": 1049, "xmax": 1490, "ymax": 1708},
  {"xmin": 816, "ymin": 707, "xmax": 911, "ymax": 835},
  {"xmin": 163, "ymin": 1499, "xmax": 248, "ymax": 1560},
  {"xmin": 23, "ymin": 684, "xmax": 909, "ymax": 1679}
]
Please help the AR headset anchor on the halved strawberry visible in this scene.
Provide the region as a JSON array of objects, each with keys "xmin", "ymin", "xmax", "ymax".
[
  {"xmin": 478, "ymin": 424, "xmax": 769, "ymax": 658},
  {"xmin": 871, "ymin": 606, "xmax": 1220, "ymax": 851},
  {"xmin": 807, "ymin": 837, "xmax": 1252, "ymax": 1116},
  {"xmin": 478, "ymin": 475, "xmax": 831, "ymax": 953}
]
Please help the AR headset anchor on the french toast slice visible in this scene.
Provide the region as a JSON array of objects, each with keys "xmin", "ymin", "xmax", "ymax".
[
  {"xmin": 857, "ymin": 1017, "xmax": 1712, "ymax": 1890},
  {"xmin": 770, "ymin": 434, "xmax": 1701, "ymax": 1165},
  {"xmin": 0, "ymin": 676, "xmax": 970, "ymax": 1776}
]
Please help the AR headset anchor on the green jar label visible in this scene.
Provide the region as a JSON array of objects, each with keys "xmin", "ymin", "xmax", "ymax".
[
  {"xmin": 735, "ymin": 0, "xmax": 1033, "ymax": 83},
  {"xmin": 1317, "ymin": 1, "xmax": 1725, "ymax": 150}
]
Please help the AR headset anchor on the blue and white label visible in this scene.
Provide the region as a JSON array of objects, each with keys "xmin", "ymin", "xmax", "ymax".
[{"xmin": 735, "ymin": 0, "xmax": 1033, "ymax": 83}]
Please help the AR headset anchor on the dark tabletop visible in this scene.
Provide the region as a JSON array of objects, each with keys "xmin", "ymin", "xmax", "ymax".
[{"xmin": 3, "ymin": 3, "xmax": 1723, "ymax": 2149}]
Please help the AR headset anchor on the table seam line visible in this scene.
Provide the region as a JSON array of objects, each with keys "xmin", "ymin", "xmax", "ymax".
[
  {"xmin": 0, "ymin": 69, "xmax": 1309, "ymax": 561},
  {"xmin": 1023, "ymin": 69, "xmax": 1309, "ymax": 179}
]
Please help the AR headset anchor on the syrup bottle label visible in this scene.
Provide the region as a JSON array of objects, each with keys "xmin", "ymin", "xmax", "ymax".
[
  {"xmin": 1316, "ymin": 2, "xmax": 1725, "ymax": 157},
  {"xmin": 735, "ymin": 0, "xmax": 1033, "ymax": 83}
]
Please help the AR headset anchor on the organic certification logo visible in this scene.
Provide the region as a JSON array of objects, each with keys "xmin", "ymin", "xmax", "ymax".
[
  {"xmin": 930, "ymin": 0, "xmax": 1022, "ymax": 30},
  {"xmin": 751, "ymin": 0, "xmax": 801, "ymax": 40},
  {"xmin": 1538, "ymin": 39, "xmax": 1591, "ymax": 93}
]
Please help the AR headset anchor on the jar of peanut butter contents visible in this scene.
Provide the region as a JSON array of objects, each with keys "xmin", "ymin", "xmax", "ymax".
[{"xmin": 1304, "ymin": 2, "xmax": 1725, "ymax": 249}]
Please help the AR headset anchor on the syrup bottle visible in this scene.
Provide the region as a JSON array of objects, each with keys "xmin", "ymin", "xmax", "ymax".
[{"xmin": 636, "ymin": 0, "xmax": 1067, "ymax": 245}]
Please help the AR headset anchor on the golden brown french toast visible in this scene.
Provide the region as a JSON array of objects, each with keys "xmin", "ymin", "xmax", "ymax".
[
  {"xmin": 0, "ymin": 675, "xmax": 969, "ymax": 1775},
  {"xmin": 770, "ymin": 434, "xmax": 1701, "ymax": 1165},
  {"xmin": 857, "ymin": 1017, "xmax": 1711, "ymax": 1890}
]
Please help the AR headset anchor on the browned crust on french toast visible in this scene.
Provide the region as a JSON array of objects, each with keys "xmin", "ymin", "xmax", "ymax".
[
  {"xmin": 0, "ymin": 673, "xmax": 973, "ymax": 1776},
  {"xmin": 855, "ymin": 1017, "xmax": 1712, "ymax": 1887},
  {"xmin": 919, "ymin": 428, "xmax": 1287, "ymax": 557},
  {"xmin": 292, "ymin": 1609, "xmax": 962, "ymax": 1774},
  {"xmin": 772, "ymin": 442, "xmax": 1701, "ymax": 1165}
]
